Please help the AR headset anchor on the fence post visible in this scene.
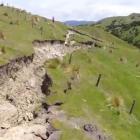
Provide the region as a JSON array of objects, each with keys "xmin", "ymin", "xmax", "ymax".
[
  {"xmin": 96, "ymin": 74, "xmax": 102, "ymax": 87},
  {"xmin": 69, "ymin": 53, "xmax": 73, "ymax": 64},
  {"xmin": 129, "ymin": 100, "xmax": 136, "ymax": 114}
]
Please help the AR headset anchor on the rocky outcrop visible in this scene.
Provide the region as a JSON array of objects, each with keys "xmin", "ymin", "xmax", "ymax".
[
  {"xmin": 0, "ymin": 124, "xmax": 61, "ymax": 140},
  {"xmin": 0, "ymin": 55, "xmax": 34, "ymax": 85},
  {"xmin": 83, "ymin": 124, "xmax": 111, "ymax": 140},
  {"xmin": 0, "ymin": 101, "xmax": 18, "ymax": 129}
]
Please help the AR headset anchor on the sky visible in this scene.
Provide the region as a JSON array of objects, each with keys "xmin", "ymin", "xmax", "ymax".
[{"xmin": 1, "ymin": 0, "xmax": 140, "ymax": 21}]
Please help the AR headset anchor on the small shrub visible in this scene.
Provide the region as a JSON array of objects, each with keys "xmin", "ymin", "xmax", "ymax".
[
  {"xmin": 0, "ymin": 31, "xmax": 5, "ymax": 40},
  {"xmin": 109, "ymin": 49, "xmax": 113, "ymax": 53},
  {"xmin": 70, "ymin": 65, "xmax": 80, "ymax": 80},
  {"xmin": 72, "ymin": 65, "xmax": 80, "ymax": 73},
  {"xmin": 31, "ymin": 16, "xmax": 40, "ymax": 28},
  {"xmin": 9, "ymin": 21, "xmax": 14, "ymax": 25},
  {"xmin": 112, "ymin": 108, "xmax": 120, "ymax": 116},
  {"xmin": 67, "ymin": 81, "xmax": 72, "ymax": 90},
  {"xmin": 120, "ymin": 57, "xmax": 127, "ymax": 64},
  {"xmin": 46, "ymin": 58, "xmax": 61, "ymax": 69},
  {"xmin": 61, "ymin": 62, "xmax": 68, "ymax": 69},
  {"xmin": 112, "ymin": 97, "xmax": 120, "ymax": 108},
  {"xmin": 3, "ymin": 12, "xmax": 8, "ymax": 16},
  {"xmin": 35, "ymin": 16, "xmax": 40, "ymax": 22},
  {"xmin": 106, "ymin": 96, "xmax": 122, "ymax": 115},
  {"xmin": 0, "ymin": 3, "xmax": 4, "ymax": 6},
  {"xmin": 95, "ymin": 42, "xmax": 103, "ymax": 48},
  {"xmin": 63, "ymin": 65, "xmax": 72, "ymax": 74},
  {"xmin": 136, "ymin": 63, "xmax": 139, "ymax": 67},
  {"xmin": 1, "ymin": 46, "xmax": 6, "ymax": 54},
  {"xmin": 107, "ymin": 96, "xmax": 123, "ymax": 108},
  {"xmin": 31, "ymin": 17, "xmax": 37, "ymax": 28}
]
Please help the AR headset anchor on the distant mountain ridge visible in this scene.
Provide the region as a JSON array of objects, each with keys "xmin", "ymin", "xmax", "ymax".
[
  {"xmin": 64, "ymin": 20, "xmax": 95, "ymax": 26},
  {"xmin": 98, "ymin": 13, "xmax": 140, "ymax": 47}
]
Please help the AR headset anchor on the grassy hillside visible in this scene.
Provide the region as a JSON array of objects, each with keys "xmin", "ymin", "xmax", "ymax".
[
  {"xmin": 45, "ymin": 25, "xmax": 140, "ymax": 140},
  {"xmin": 97, "ymin": 13, "xmax": 140, "ymax": 47},
  {"xmin": 0, "ymin": 5, "xmax": 140, "ymax": 140},
  {"xmin": 0, "ymin": 5, "xmax": 68, "ymax": 65},
  {"xmin": 0, "ymin": 5, "xmax": 96, "ymax": 66}
]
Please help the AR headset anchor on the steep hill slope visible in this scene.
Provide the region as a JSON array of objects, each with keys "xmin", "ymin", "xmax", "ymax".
[
  {"xmin": 0, "ymin": 5, "xmax": 68, "ymax": 65},
  {"xmin": 0, "ymin": 5, "xmax": 97, "ymax": 140},
  {"xmin": 0, "ymin": 5, "xmax": 96, "ymax": 66},
  {"xmin": 97, "ymin": 13, "xmax": 140, "ymax": 48},
  {"xmin": 0, "ymin": 5, "xmax": 140, "ymax": 140},
  {"xmin": 45, "ymin": 25, "xmax": 140, "ymax": 140}
]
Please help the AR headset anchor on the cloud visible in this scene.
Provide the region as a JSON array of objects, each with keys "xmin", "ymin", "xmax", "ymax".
[{"xmin": 2, "ymin": 0, "xmax": 140, "ymax": 21}]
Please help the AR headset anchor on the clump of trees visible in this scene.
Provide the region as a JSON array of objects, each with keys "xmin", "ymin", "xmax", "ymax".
[
  {"xmin": 0, "ymin": 3, "xmax": 4, "ymax": 6},
  {"xmin": 106, "ymin": 20, "xmax": 140, "ymax": 47}
]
